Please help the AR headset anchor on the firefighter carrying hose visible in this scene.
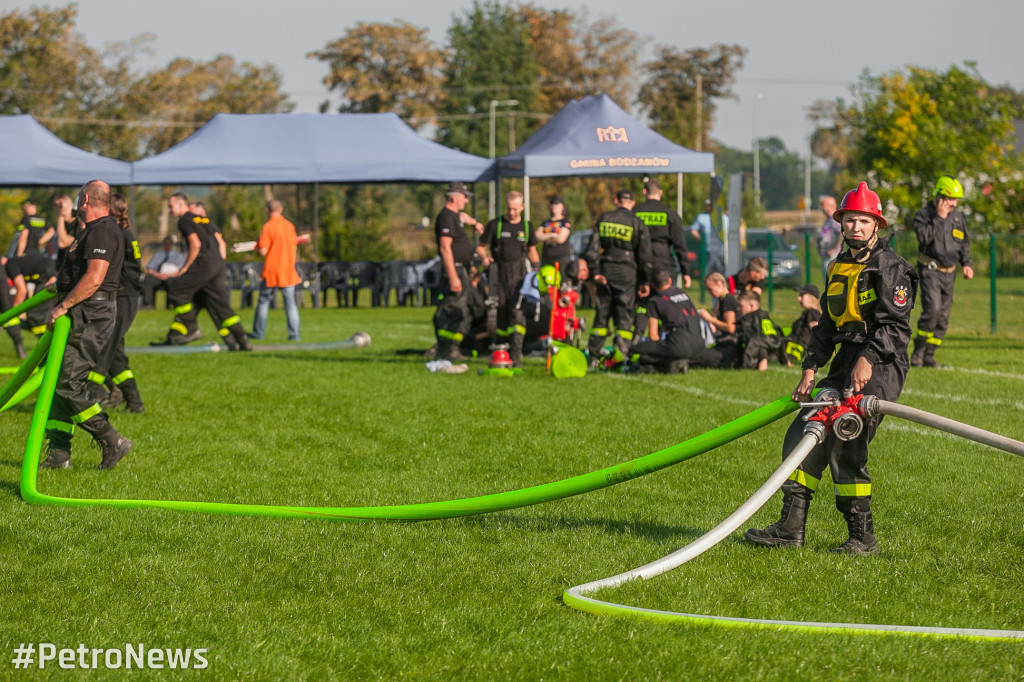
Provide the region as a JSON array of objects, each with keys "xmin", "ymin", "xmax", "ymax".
[
  {"xmin": 745, "ymin": 182, "xmax": 917, "ymax": 555},
  {"xmin": 910, "ymin": 176, "xmax": 974, "ymax": 368}
]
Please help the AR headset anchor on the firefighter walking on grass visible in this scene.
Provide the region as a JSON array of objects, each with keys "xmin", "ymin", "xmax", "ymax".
[
  {"xmin": 584, "ymin": 189, "xmax": 652, "ymax": 370},
  {"xmin": 910, "ymin": 176, "xmax": 974, "ymax": 368}
]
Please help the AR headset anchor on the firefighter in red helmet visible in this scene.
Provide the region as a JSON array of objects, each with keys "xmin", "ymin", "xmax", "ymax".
[{"xmin": 745, "ymin": 182, "xmax": 917, "ymax": 555}]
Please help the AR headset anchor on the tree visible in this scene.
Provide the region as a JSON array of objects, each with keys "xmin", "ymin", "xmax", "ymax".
[
  {"xmin": 307, "ymin": 21, "xmax": 445, "ymax": 129},
  {"xmin": 820, "ymin": 63, "xmax": 1022, "ymax": 230},
  {"xmin": 0, "ymin": 4, "xmax": 102, "ymax": 148},
  {"xmin": 637, "ymin": 44, "xmax": 746, "ymax": 151},
  {"xmin": 129, "ymin": 55, "xmax": 291, "ymax": 157},
  {"xmin": 438, "ymin": 0, "xmax": 540, "ymax": 158},
  {"xmin": 572, "ymin": 11, "xmax": 640, "ymax": 108}
]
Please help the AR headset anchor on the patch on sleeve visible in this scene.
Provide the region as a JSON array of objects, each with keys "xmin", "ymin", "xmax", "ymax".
[{"xmin": 893, "ymin": 284, "xmax": 909, "ymax": 308}]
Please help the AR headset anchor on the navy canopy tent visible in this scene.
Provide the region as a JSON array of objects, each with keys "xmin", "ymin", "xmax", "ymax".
[
  {"xmin": 0, "ymin": 115, "xmax": 132, "ymax": 186},
  {"xmin": 131, "ymin": 112, "xmax": 494, "ymax": 185},
  {"xmin": 497, "ymin": 94, "xmax": 714, "ymax": 218}
]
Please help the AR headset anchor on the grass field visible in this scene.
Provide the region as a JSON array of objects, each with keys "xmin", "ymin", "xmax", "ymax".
[{"xmin": 1, "ymin": 277, "xmax": 1022, "ymax": 680}]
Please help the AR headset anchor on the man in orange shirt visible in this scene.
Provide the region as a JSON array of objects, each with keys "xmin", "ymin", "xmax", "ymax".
[{"xmin": 250, "ymin": 199, "xmax": 300, "ymax": 341}]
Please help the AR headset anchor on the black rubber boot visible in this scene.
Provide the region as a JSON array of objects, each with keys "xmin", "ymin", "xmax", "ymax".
[
  {"xmin": 120, "ymin": 380, "xmax": 145, "ymax": 414},
  {"xmin": 666, "ymin": 358, "xmax": 689, "ymax": 375},
  {"xmin": 39, "ymin": 444, "xmax": 72, "ymax": 469},
  {"xmin": 745, "ymin": 482, "xmax": 811, "ymax": 547},
  {"xmin": 230, "ymin": 324, "xmax": 253, "ymax": 352},
  {"xmin": 830, "ymin": 499, "xmax": 878, "ymax": 555},
  {"xmin": 6, "ymin": 325, "xmax": 26, "ymax": 360},
  {"xmin": 103, "ymin": 384, "xmax": 125, "ymax": 410},
  {"xmin": 510, "ymin": 333, "xmax": 524, "ymax": 368},
  {"xmin": 921, "ymin": 344, "xmax": 944, "ymax": 369},
  {"xmin": 96, "ymin": 428, "xmax": 132, "ymax": 470},
  {"xmin": 910, "ymin": 337, "xmax": 927, "ymax": 367}
]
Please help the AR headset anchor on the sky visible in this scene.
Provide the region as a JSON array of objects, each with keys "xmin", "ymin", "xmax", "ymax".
[{"xmin": 9, "ymin": 0, "xmax": 1023, "ymax": 155}]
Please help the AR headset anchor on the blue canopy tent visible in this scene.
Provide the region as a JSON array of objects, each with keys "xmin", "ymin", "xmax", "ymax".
[
  {"xmin": 0, "ymin": 115, "xmax": 132, "ymax": 186},
  {"xmin": 496, "ymin": 94, "xmax": 715, "ymax": 219},
  {"xmin": 131, "ymin": 112, "xmax": 494, "ymax": 185},
  {"xmin": 131, "ymin": 112, "xmax": 494, "ymax": 259}
]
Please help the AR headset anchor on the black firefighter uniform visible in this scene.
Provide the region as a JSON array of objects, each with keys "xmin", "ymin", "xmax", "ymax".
[{"xmin": 781, "ymin": 239, "xmax": 916, "ymax": 529}]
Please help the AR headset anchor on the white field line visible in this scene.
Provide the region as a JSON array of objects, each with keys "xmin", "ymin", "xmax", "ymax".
[
  {"xmin": 768, "ymin": 363, "xmax": 1024, "ymax": 382},
  {"xmin": 608, "ymin": 374, "xmax": 762, "ymax": 407},
  {"xmin": 900, "ymin": 388, "xmax": 1024, "ymax": 411},
  {"xmin": 766, "ymin": 366, "xmax": 1024, "ymax": 408}
]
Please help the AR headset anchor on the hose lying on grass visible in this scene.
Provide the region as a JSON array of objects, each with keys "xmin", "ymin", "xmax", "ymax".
[
  {"xmin": 16, "ymin": 318, "xmax": 1024, "ymax": 640},
  {"xmin": 564, "ymin": 394, "xmax": 1024, "ymax": 641},
  {"xmin": 20, "ymin": 317, "xmax": 799, "ymax": 520}
]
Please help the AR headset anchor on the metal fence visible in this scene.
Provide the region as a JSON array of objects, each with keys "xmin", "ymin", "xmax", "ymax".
[{"xmin": 780, "ymin": 229, "xmax": 1024, "ymax": 335}]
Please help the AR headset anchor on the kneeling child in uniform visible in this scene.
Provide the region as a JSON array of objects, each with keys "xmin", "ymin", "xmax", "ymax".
[{"xmin": 736, "ymin": 290, "xmax": 780, "ymax": 371}]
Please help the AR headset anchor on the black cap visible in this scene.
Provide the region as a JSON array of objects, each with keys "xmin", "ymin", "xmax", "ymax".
[
  {"xmin": 549, "ymin": 195, "xmax": 564, "ymax": 206},
  {"xmin": 796, "ymin": 283, "xmax": 820, "ymax": 298},
  {"xmin": 616, "ymin": 189, "xmax": 634, "ymax": 202},
  {"xmin": 444, "ymin": 182, "xmax": 473, "ymax": 197}
]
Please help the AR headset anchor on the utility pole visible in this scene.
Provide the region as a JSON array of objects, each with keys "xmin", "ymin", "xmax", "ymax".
[
  {"xmin": 753, "ymin": 93, "xmax": 764, "ymax": 210},
  {"xmin": 695, "ymin": 73, "xmax": 703, "ymax": 151},
  {"xmin": 804, "ymin": 131, "xmax": 812, "ymax": 225},
  {"xmin": 489, "ymin": 99, "xmax": 518, "ymax": 219}
]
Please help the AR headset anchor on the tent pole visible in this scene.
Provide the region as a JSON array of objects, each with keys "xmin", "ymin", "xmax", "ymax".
[
  {"xmin": 129, "ymin": 184, "xmax": 137, "ymax": 234},
  {"xmin": 313, "ymin": 183, "xmax": 320, "ymax": 265},
  {"xmin": 677, "ymin": 172, "xmax": 683, "ymax": 217},
  {"xmin": 524, "ymin": 176, "xmax": 531, "ymax": 222}
]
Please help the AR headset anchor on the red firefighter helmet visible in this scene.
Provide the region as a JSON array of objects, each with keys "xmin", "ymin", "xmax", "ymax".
[
  {"xmin": 488, "ymin": 348, "xmax": 513, "ymax": 369},
  {"xmin": 833, "ymin": 182, "xmax": 887, "ymax": 228}
]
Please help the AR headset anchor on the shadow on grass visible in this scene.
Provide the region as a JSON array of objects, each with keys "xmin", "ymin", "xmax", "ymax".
[
  {"xmin": 458, "ymin": 511, "xmax": 707, "ymax": 544},
  {"xmin": 0, "ymin": 479, "xmax": 20, "ymax": 499}
]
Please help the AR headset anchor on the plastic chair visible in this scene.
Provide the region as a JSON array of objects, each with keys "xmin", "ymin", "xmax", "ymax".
[
  {"xmin": 397, "ymin": 261, "xmax": 420, "ymax": 306},
  {"xmin": 293, "ymin": 262, "xmax": 321, "ymax": 308},
  {"xmin": 348, "ymin": 260, "xmax": 381, "ymax": 307},
  {"xmin": 378, "ymin": 260, "xmax": 418, "ymax": 307},
  {"xmin": 239, "ymin": 262, "xmax": 264, "ymax": 308},
  {"xmin": 318, "ymin": 261, "xmax": 351, "ymax": 307},
  {"xmin": 416, "ymin": 257, "xmax": 443, "ymax": 306}
]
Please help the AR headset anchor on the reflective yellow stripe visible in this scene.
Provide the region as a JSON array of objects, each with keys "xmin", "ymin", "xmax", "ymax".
[
  {"xmin": 512, "ymin": 324, "xmax": 526, "ymax": 335},
  {"xmin": 636, "ymin": 306, "xmax": 647, "ymax": 315},
  {"xmin": 2, "ymin": 318, "xmax": 19, "ymax": 328},
  {"xmin": 219, "ymin": 327, "xmax": 231, "ymax": 337},
  {"xmin": 111, "ymin": 369, "xmax": 134, "ymax": 385},
  {"xmin": 222, "ymin": 315, "xmax": 241, "ymax": 328},
  {"xmin": 592, "ymin": 327, "xmax": 608, "ymax": 336},
  {"xmin": 438, "ymin": 329, "xmax": 464, "ymax": 342},
  {"xmin": 835, "ymin": 483, "xmax": 872, "ymax": 497},
  {"xmin": 170, "ymin": 322, "xmax": 189, "ymax": 335},
  {"xmin": 46, "ymin": 419, "xmax": 74, "ymax": 434},
  {"xmin": 496, "ymin": 328, "xmax": 510, "ymax": 337},
  {"xmin": 788, "ymin": 470, "xmax": 820, "ymax": 491},
  {"xmin": 87, "ymin": 372, "xmax": 105, "ymax": 384},
  {"xmin": 30, "ymin": 325, "xmax": 47, "ymax": 335},
  {"xmin": 926, "ymin": 336, "xmax": 942, "ymax": 346},
  {"xmin": 174, "ymin": 303, "xmax": 193, "ymax": 315},
  {"xmin": 916, "ymin": 329, "xmax": 935, "ymax": 338},
  {"xmin": 71, "ymin": 403, "xmax": 103, "ymax": 424},
  {"xmin": 617, "ymin": 329, "xmax": 633, "ymax": 340}
]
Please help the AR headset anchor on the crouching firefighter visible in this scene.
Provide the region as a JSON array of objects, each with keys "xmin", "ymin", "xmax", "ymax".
[{"xmin": 745, "ymin": 182, "xmax": 917, "ymax": 555}]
